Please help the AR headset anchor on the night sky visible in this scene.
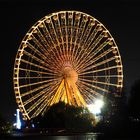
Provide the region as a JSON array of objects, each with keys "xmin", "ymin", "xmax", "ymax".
[{"xmin": 0, "ymin": 0, "xmax": 140, "ymax": 121}]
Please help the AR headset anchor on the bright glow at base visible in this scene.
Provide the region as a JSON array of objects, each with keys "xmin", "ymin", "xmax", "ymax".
[
  {"xmin": 16, "ymin": 109, "xmax": 21, "ymax": 129},
  {"xmin": 87, "ymin": 99, "xmax": 104, "ymax": 115},
  {"xmin": 95, "ymin": 99, "xmax": 104, "ymax": 109}
]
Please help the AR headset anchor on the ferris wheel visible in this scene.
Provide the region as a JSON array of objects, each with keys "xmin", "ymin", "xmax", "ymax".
[{"xmin": 13, "ymin": 11, "xmax": 123, "ymax": 120}]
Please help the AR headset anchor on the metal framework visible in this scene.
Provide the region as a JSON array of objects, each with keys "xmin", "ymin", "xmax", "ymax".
[{"xmin": 13, "ymin": 11, "xmax": 123, "ymax": 120}]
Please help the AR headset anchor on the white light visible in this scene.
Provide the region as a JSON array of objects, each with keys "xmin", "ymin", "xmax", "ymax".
[
  {"xmin": 13, "ymin": 123, "xmax": 16, "ymax": 127},
  {"xmin": 16, "ymin": 109, "xmax": 21, "ymax": 129},
  {"xmin": 87, "ymin": 104, "xmax": 95, "ymax": 114},
  {"xmin": 87, "ymin": 99, "xmax": 104, "ymax": 115},
  {"xmin": 95, "ymin": 99, "xmax": 104, "ymax": 109},
  {"xmin": 32, "ymin": 124, "xmax": 35, "ymax": 128}
]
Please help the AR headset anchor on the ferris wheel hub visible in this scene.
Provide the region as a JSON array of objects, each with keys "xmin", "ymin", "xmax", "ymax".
[{"xmin": 63, "ymin": 66, "xmax": 78, "ymax": 83}]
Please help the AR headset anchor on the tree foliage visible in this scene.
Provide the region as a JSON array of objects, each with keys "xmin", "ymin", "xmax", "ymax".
[{"xmin": 31, "ymin": 102, "xmax": 96, "ymax": 131}]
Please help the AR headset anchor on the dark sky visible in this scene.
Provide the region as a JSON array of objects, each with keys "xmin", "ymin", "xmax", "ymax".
[{"xmin": 0, "ymin": 0, "xmax": 140, "ymax": 121}]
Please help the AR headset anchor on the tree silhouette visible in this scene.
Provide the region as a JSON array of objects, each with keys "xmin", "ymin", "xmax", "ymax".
[
  {"xmin": 128, "ymin": 79, "xmax": 140, "ymax": 118},
  {"xmin": 31, "ymin": 102, "xmax": 96, "ymax": 132}
]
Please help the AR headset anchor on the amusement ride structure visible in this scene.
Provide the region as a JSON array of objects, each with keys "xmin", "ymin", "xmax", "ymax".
[{"xmin": 13, "ymin": 11, "xmax": 123, "ymax": 120}]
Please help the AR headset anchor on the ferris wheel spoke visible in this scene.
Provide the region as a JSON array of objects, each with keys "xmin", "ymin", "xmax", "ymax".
[
  {"xmin": 57, "ymin": 15, "xmax": 66, "ymax": 41},
  {"xmin": 71, "ymin": 43, "xmax": 77, "ymax": 65},
  {"xmin": 78, "ymin": 88, "xmax": 93, "ymax": 104},
  {"xmin": 39, "ymin": 21, "xmax": 65, "ymax": 63},
  {"xmin": 46, "ymin": 19, "xmax": 60, "ymax": 45},
  {"xmin": 19, "ymin": 78, "xmax": 58, "ymax": 88},
  {"xmin": 18, "ymin": 68, "xmax": 57, "ymax": 76},
  {"xmin": 76, "ymin": 32, "xmax": 107, "ymax": 70},
  {"xmin": 75, "ymin": 26, "xmax": 100, "ymax": 64},
  {"xmin": 33, "ymin": 83, "xmax": 63, "ymax": 117},
  {"xmin": 32, "ymin": 28, "xmax": 50, "ymax": 50},
  {"xmin": 75, "ymin": 25, "xmax": 101, "ymax": 66},
  {"xmin": 77, "ymin": 37, "xmax": 110, "ymax": 71},
  {"xmin": 80, "ymin": 79, "xmax": 109, "ymax": 92},
  {"xmin": 31, "ymin": 101, "xmax": 50, "ymax": 118},
  {"xmin": 79, "ymin": 77, "xmax": 119, "ymax": 87},
  {"xmin": 27, "ymin": 84, "xmax": 59, "ymax": 116},
  {"xmin": 73, "ymin": 45, "xmax": 80, "ymax": 66},
  {"xmin": 25, "ymin": 42, "xmax": 49, "ymax": 63},
  {"xmin": 78, "ymin": 75, "xmax": 123, "ymax": 78},
  {"xmin": 80, "ymin": 65, "xmax": 122, "ymax": 75},
  {"xmin": 18, "ymin": 76, "xmax": 56, "ymax": 79},
  {"xmin": 89, "ymin": 39, "xmax": 111, "ymax": 59},
  {"xmin": 41, "ymin": 21, "xmax": 56, "ymax": 46},
  {"xmin": 23, "ymin": 50, "xmax": 53, "ymax": 70},
  {"xmin": 71, "ymin": 13, "xmax": 81, "ymax": 62},
  {"xmin": 87, "ymin": 27, "xmax": 104, "ymax": 49},
  {"xmin": 78, "ymin": 78, "xmax": 109, "ymax": 93},
  {"xmin": 54, "ymin": 46, "xmax": 66, "ymax": 62},
  {"xmin": 67, "ymin": 28, "xmax": 73, "ymax": 58},
  {"xmin": 77, "ymin": 81, "xmax": 103, "ymax": 100},
  {"xmin": 67, "ymin": 13, "xmax": 74, "ymax": 44},
  {"xmin": 26, "ymin": 94, "xmax": 47, "ymax": 114},
  {"xmin": 20, "ymin": 81, "xmax": 57, "ymax": 97},
  {"xmin": 25, "ymin": 42, "xmax": 59, "ymax": 70},
  {"xmin": 30, "ymin": 33, "xmax": 60, "ymax": 68},
  {"xmin": 76, "ymin": 25, "xmax": 99, "ymax": 65},
  {"xmin": 72, "ymin": 16, "xmax": 88, "ymax": 64},
  {"xmin": 34, "ymin": 30, "xmax": 63, "ymax": 68},
  {"xmin": 53, "ymin": 14, "xmax": 65, "ymax": 44},
  {"xmin": 44, "ymin": 48, "xmax": 64, "ymax": 72},
  {"xmin": 36, "ymin": 26, "xmax": 54, "ymax": 50},
  {"xmin": 78, "ymin": 47, "xmax": 114, "ymax": 72},
  {"xmin": 31, "ymin": 35, "xmax": 49, "ymax": 55},
  {"xmin": 76, "ymin": 15, "xmax": 88, "ymax": 45},
  {"xmin": 23, "ymin": 81, "xmax": 59, "ymax": 106},
  {"xmin": 79, "ymin": 19, "xmax": 95, "ymax": 47},
  {"xmin": 95, "ymin": 80, "xmax": 120, "ymax": 87},
  {"xmin": 23, "ymin": 48, "xmax": 61, "ymax": 73},
  {"xmin": 23, "ymin": 90, "xmax": 47, "ymax": 106},
  {"xmin": 71, "ymin": 13, "xmax": 81, "ymax": 45},
  {"xmin": 31, "ymin": 92, "xmax": 53, "ymax": 118},
  {"xmin": 20, "ymin": 59, "xmax": 58, "ymax": 74},
  {"xmin": 78, "ymin": 84, "xmax": 96, "ymax": 102},
  {"xmin": 80, "ymin": 39, "xmax": 111, "ymax": 69},
  {"xmin": 51, "ymin": 24, "xmax": 67, "ymax": 60},
  {"xmin": 43, "ymin": 21, "xmax": 67, "ymax": 63},
  {"xmin": 84, "ymin": 24, "xmax": 99, "ymax": 48},
  {"xmin": 58, "ymin": 48, "xmax": 68, "ymax": 62},
  {"xmin": 80, "ymin": 56, "xmax": 116, "ymax": 73},
  {"xmin": 26, "ymin": 42, "xmax": 49, "ymax": 62},
  {"xmin": 70, "ymin": 13, "xmax": 81, "ymax": 55}
]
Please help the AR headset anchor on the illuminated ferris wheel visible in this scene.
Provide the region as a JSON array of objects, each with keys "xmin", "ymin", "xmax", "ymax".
[{"xmin": 13, "ymin": 11, "xmax": 123, "ymax": 120}]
